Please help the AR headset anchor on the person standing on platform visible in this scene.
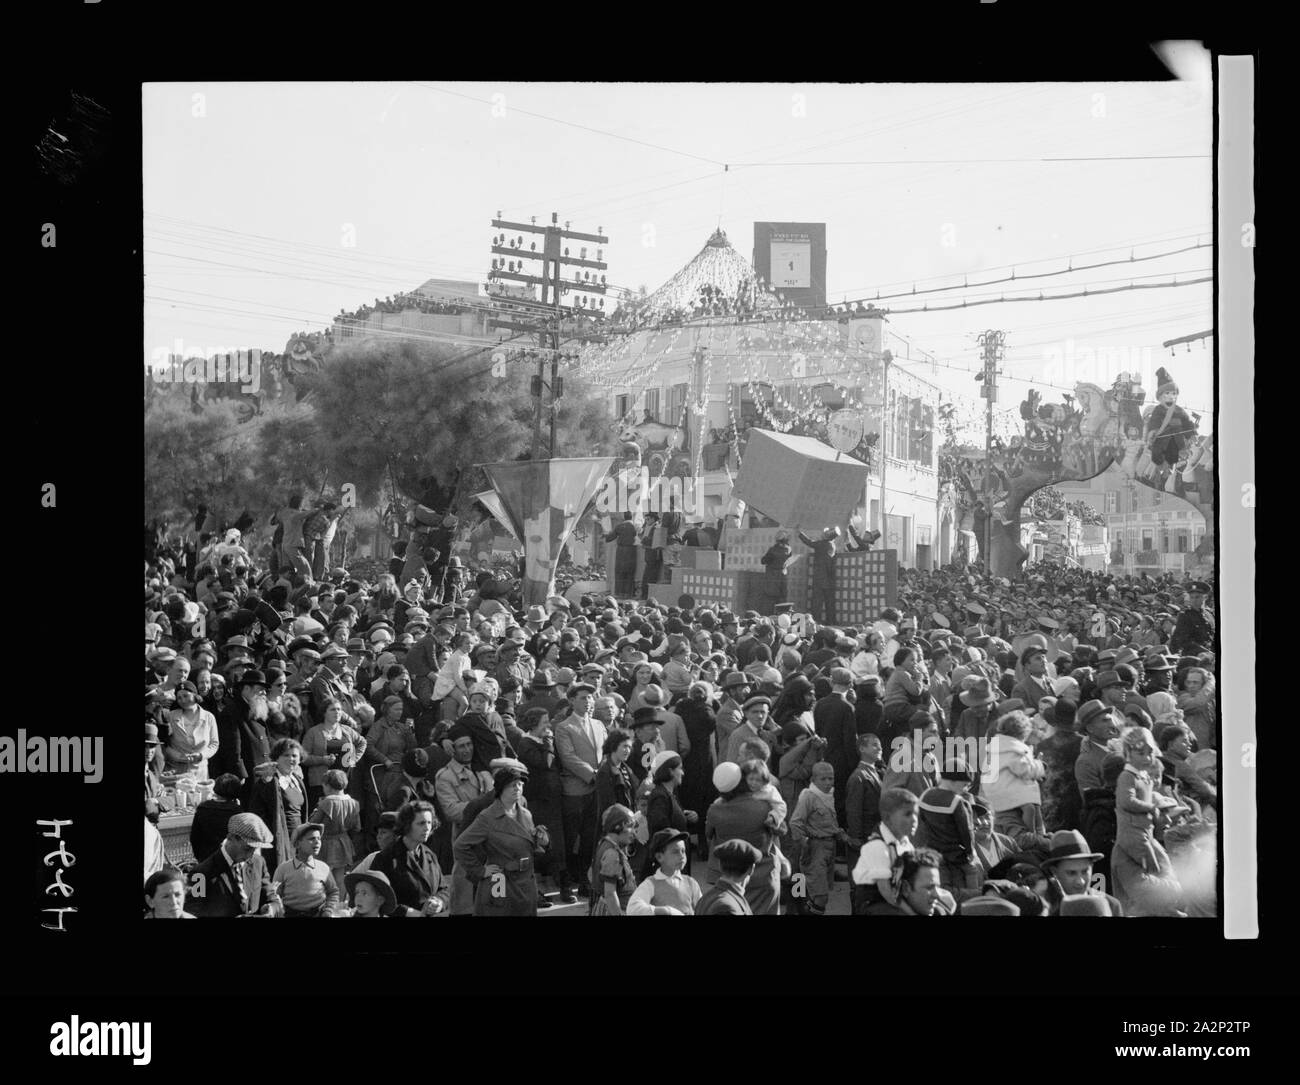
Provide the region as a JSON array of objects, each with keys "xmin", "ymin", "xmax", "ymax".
[
  {"xmin": 797, "ymin": 526, "xmax": 840, "ymax": 625},
  {"xmin": 604, "ymin": 513, "xmax": 640, "ymax": 598},
  {"xmin": 759, "ymin": 532, "xmax": 793, "ymax": 615}
]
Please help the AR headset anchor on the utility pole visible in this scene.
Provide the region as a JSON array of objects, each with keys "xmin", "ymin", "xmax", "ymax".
[
  {"xmin": 975, "ymin": 330, "xmax": 1006, "ymax": 569},
  {"xmin": 486, "ymin": 212, "xmax": 609, "ymax": 458}
]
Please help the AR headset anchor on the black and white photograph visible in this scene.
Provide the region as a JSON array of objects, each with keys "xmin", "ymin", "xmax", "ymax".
[
  {"xmin": 6, "ymin": 19, "xmax": 1273, "ymax": 1052},
  {"xmin": 138, "ymin": 74, "xmax": 1230, "ymax": 921}
]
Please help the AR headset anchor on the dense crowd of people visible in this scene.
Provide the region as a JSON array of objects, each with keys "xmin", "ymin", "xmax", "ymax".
[
  {"xmin": 336, "ymin": 292, "xmax": 474, "ymax": 327},
  {"xmin": 144, "ymin": 515, "xmax": 1218, "ymax": 917}
]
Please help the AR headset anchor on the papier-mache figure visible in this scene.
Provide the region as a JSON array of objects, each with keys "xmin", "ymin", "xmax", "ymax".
[{"xmin": 1144, "ymin": 368, "xmax": 1197, "ymax": 469}]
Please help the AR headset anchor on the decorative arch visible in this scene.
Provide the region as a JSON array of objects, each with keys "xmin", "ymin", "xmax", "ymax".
[{"xmin": 977, "ymin": 368, "xmax": 1213, "ymax": 578}]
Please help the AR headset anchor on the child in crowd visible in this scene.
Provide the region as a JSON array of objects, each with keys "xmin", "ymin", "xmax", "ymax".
[
  {"xmin": 741, "ymin": 756, "xmax": 788, "ymax": 832},
  {"xmin": 915, "ymin": 760, "xmax": 982, "ymax": 897},
  {"xmin": 143, "ymin": 867, "xmax": 196, "ymax": 919},
  {"xmin": 272, "ymin": 823, "xmax": 340, "ymax": 918},
  {"xmin": 311, "ymin": 769, "xmax": 362, "ymax": 891},
  {"xmin": 850, "ymin": 787, "xmax": 920, "ymax": 914},
  {"xmin": 789, "ymin": 761, "xmax": 851, "ymax": 915},
  {"xmin": 1115, "ymin": 727, "xmax": 1185, "ymax": 875},
  {"xmin": 981, "ymin": 712, "xmax": 1050, "ymax": 850}
]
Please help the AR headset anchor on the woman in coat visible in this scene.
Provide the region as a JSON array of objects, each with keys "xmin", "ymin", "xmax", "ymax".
[
  {"xmin": 515, "ymin": 707, "xmax": 571, "ymax": 899},
  {"xmin": 594, "ymin": 728, "xmax": 638, "ymax": 825},
  {"xmin": 676, "ymin": 682, "xmax": 717, "ymax": 856},
  {"xmin": 247, "ymin": 738, "xmax": 309, "ymax": 872},
  {"xmin": 453, "ymin": 764, "xmax": 549, "ymax": 916},
  {"xmin": 705, "ymin": 760, "xmax": 782, "ymax": 915},
  {"xmin": 643, "ymin": 751, "xmax": 698, "ymax": 877}
]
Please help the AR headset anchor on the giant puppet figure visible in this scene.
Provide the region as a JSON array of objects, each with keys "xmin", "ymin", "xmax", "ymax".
[{"xmin": 971, "ymin": 364, "xmax": 1213, "ymax": 579}]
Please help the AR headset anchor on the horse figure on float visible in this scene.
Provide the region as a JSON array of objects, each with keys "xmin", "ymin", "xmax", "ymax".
[
  {"xmin": 982, "ymin": 372, "xmax": 1213, "ymax": 579},
  {"xmin": 615, "ymin": 410, "xmax": 689, "ymax": 479}
]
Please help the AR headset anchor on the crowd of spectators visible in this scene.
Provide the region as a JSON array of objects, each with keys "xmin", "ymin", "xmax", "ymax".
[
  {"xmin": 143, "ymin": 506, "xmax": 1218, "ymax": 918},
  {"xmin": 336, "ymin": 292, "xmax": 474, "ymax": 327}
]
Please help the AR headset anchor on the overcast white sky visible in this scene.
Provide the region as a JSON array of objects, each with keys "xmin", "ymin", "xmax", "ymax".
[{"xmin": 144, "ymin": 81, "xmax": 1214, "ymax": 419}]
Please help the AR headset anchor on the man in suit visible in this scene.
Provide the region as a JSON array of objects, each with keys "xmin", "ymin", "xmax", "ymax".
[
  {"xmin": 1012, "ymin": 645, "xmax": 1054, "ymax": 709},
  {"xmin": 308, "ymin": 645, "xmax": 352, "ymax": 725},
  {"xmin": 554, "ymin": 682, "xmax": 607, "ymax": 897},
  {"xmin": 1074, "ymin": 700, "xmax": 1122, "ymax": 798},
  {"xmin": 186, "ymin": 813, "xmax": 284, "ymax": 918},
  {"xmin": 844, "ymin": 733, "xmax": 885, "ymax": 846},
  {"xmin": 696, "ymin": 839, "xmax": 761, "ymax": 915},
  {"xmin": 813, "ymin": 668, "xmax": 859, "ymax": 823},
  {"xmin": 367, "ymin": 800, "xmax": 450, "ymax": 916}
]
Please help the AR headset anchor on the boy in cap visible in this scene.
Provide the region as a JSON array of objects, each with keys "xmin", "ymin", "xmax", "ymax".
[
  {"xmin": 272, "ymin": 822, "xmax": 340, "ymax": 917},
  {"xmin": 626, "ymin": 829, "xmax": 702, "ymax": 915},
  {"xmin": 696, "ymin": 839, "xmax": 762, "ymax": 915}
]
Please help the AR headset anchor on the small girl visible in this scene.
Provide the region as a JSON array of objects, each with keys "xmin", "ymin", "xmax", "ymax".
[
  {"xmin": 1112, "ymin": 726, "xmax": 1186, "ymax": 916},
  {"xmin": 980, "ymin": 712, "xmax": 1050, "ymax": 850},
  {"xmin": 743, "ymin": 754, "xmax": 789, "ymax": 831},
  {"xmin": 1115, "ymin": 727, "xmax": 1184, "ymax": 874},
  {"xmin": 310, "ymin": 769, "xmax": 362, "ymax": 891}
]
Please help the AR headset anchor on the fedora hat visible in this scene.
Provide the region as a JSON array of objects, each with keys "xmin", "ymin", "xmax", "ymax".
[
  {"xmin": 345, "ymin": 870, "xmax": 397, "ymax": 913},
  {"xmin": 960, "ymin": 676, "xmax": 997, "ymax": 707},
  {"xmin": 1039, "ymin": 829, "xmax": 1103, "ymax": 869},
  {"xmin": 1059, "ymin": 893, "xmax": 1113, "ymax": 916}
]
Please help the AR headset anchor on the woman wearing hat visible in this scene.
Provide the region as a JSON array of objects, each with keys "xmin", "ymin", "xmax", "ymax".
[
  {"xmin": 164, "ymin": 680, "xmax": 220, "ymax": 781},
  {"xmin": 454, "ymin": 762, "xmax": 548, "ymax": 916}
]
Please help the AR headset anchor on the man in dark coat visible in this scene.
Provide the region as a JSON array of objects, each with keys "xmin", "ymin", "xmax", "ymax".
[
  {"xmin": 813, "ymin": 669, "xmax": 859, "ymax": 823},
  {"xmin": 797, "ymin": 526, "xmax": 840, "ymax": 625},
  {"xmin": 186, "ymin": 813, "xmax": 284, "ymax": 918},
  {"xmin": 212, "ymin": 670, "xmax": 272, "ymax": 800},
  {"xmin": 604, "ymin": 514, "xmax": 640, "ymax": 598},
  {"xmin": 516, "ymin": 708, "xmax": 571, "ymax": 901},
  {"xmin": 696, "ymin": 839, "xmax": 760, "ymax": 915},
  {"xmin": 1169, "ymin": 581, "xmax": 1214, "ymax": 654}
]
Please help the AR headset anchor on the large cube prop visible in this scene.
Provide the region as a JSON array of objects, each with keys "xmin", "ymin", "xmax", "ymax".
[{"xmin": 733, "ymin": 429, "xmax": 870, "ymax": 529}]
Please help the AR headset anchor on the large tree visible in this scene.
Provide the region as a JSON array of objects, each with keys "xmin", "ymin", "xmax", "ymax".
[
  {"xmin": 306, "ymin": 337, "xmax": 618, "ymax": 517},
  {"xmin": 145, "ymin": 396, "xmax": 327, "ymax": 528}
]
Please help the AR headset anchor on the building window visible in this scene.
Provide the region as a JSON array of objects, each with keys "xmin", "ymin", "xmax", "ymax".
[
  {"xmin": 666, "ymin": 383, "xmax": 688, "ymax": 427},
  {"xmin": 1142, "ymin": 529, "xmax": 1154, "ymax": 550},
  {"xmin": 1177, "ymin": 532, "xmax": 1188, "ymax": 553},
  {"xmin": 615, "ymin": 394, "xmax": 629, "ymax": 421},
  {"xmin": 643, "ymin": 387, "xmax": 660, "ymax": 422}
]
